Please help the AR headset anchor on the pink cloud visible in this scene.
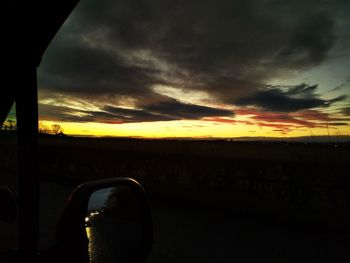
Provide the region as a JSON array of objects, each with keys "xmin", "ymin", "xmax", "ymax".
[{"xmin": 203, "ymin": 107, "xmax": 349, "ymax": 134}]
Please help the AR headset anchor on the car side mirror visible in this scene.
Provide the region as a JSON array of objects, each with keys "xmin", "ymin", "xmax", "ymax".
[
  {"xmin": 0, "ymin": 186, "xmax": 18, "ymax": 224},
  {"xmin": 43, "ymin": 177, "xmax": 153, "ymax": 263}
]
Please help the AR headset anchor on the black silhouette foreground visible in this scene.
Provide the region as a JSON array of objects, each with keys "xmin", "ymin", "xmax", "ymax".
[{"xmin": 1, "ymin": 1, "xmax": 155, "ymax": 262}]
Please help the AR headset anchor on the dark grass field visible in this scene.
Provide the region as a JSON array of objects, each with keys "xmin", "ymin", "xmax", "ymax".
[
  {"xmin": 1, "ymin": 136, "xmax": 350, "ymax": 227},
  {"xmin": 1, "ymin": 136, "xmax": 350, "ymax": 262}
]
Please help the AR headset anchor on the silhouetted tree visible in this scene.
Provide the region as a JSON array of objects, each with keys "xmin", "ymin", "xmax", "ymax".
[{"xmin": 51, "ymin": 124, "xmax": 63, "ymax": 136}]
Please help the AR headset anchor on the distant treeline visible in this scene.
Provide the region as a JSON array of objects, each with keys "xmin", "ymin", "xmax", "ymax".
[{"xmin": 0, "ymin": 121, "xmax": 66, "ymax": 137}]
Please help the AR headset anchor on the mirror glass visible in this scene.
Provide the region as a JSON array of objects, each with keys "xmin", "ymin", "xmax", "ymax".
[{"xmin": 86, "ymin": 186, "xmax": 143, "ymax": 263}]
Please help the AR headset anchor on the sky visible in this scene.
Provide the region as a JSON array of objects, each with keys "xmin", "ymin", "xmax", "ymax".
[{"xmin": 33, "ymin": 0, "xmax": 350, "ymax": 138}]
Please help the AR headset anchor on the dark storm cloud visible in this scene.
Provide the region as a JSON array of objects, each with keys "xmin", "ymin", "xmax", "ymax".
[
  {"xmin": 329, "ymin": 122, "xmax": 348, "ymax": 126},
  {"xmin": 278, "ymin": 12, "xmax": 335, "ymax": 66},
  {"xmin": 101, "ymin": 106, "xmax": 177, "ymax": 123},
  {"xmin": 236, "ymin": 84, "xmax": 347, "ymax": 112},
  {"xmin": 39, "ymin": 98, "xmax": 232, "ymax": 123},
  {"xmin": 39, "ymin": 103, "xmax": 174, "ymax": 123},
  {"xmin": 38, "ymin": 33, "xmax": 159, "ymax": 99},
  {"xmin": 39, "ymin": 103, "xmax": 173, "ymax": 123},
  {"xmin": 38, "ymin": 0, "xmax": 348, "ymax": 122},
  {"xmin": 341, "ymin": 107, "xmax": 350, "ymax": 116},
  {"xmin": 285, "ymin": 84, "xmax": 318, "ymax": 96},
  {"xmin": 39, "ymin": 103, "xmax": 95, "ymax": 123},
  {"xmin": 325, "ymin": 95, "xmax": 348, "ymax": 105},
  {"xmin": 143, "ymin": 99, "xmax": 234, "ymax": 119}
]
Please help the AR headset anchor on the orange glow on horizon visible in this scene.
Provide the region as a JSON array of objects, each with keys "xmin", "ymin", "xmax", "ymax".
[{"xmin": 39, "ymin": 119, "xmax": 350, "ymax": 139}]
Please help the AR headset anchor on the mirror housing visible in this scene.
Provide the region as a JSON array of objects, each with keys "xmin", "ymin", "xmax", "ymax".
[
  {"xmin": 47, "ymin": 177, "xmax": 153, "ymax": 263},
  {"xmin": 0, "ymin": 186, "xmax": 18, "ymax": 224}
]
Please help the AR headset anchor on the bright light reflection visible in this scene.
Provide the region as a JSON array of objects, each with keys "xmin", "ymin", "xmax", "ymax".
[{"xmin": 152, "ymin": 84, "xmax": 213, "ymax": 105}]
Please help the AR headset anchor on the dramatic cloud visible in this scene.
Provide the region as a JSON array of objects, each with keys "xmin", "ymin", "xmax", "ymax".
[
  {"xmin": 294, "ymin": 109, "xmax": 350, "ymax": 123},
  {"xmin": 37, "ymin": 0, "xmax": 349, "ymax": 130},
  {"xmin": 101, "ymin": 106, "xmax": 176, "ymax": 123},
  {"xmin": 340, "ymin": 107, "xmax": 350, "ymax": 116},
  {"xmin": 328, "ymin": 122, "xmax": 348, "ymax": 126},
  {"xmin": 39, "ymin": 1, "xmax": 344, "ymax": 99},
  {"xmin": 231, "ymin": 107, "xmax": 350, "ymax": 133},
  {"xmin": 236, "ymin": 84, "xmax": 346, "ymax": 112},
  {"xmin": 252, "ymin": 112, "xmax": 316, "ymax": 127},
  {"xmin": 143, "ymin": 99, "xmax": 233, "ymax": 119},
  {"xmin": 39, "ymin": 98, "xmax": 233, "ymax": 124},
  {"xmin": 277, "ymin": 12, "xmax": 335, "ymax": 66}
]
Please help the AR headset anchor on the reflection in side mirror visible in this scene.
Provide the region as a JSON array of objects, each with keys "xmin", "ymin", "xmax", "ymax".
[
  {"xmin": 52, "ymin": 178, "xmax": 152, "ymax": 263},
  {"xmin": 0, "ymin": 186, "xmax": 17, "ymax": 224},
  {"xmin": 86, "ymin": 187, "xmax": 143, "ymax": 263}
]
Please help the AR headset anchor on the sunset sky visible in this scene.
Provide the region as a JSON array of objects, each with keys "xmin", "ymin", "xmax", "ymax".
[{"xmin": 25, "ymin": 0, "xmax": 350, "ymax": 137}]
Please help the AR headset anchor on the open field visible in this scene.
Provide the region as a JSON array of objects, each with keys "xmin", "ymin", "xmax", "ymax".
[
  {"xmin": 1, "ymin": 136, "xmax": 350, "ymax": 261},
  {"xmin": 1, "ymin": 136, "xmax": 350, "ymax": 231}
]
